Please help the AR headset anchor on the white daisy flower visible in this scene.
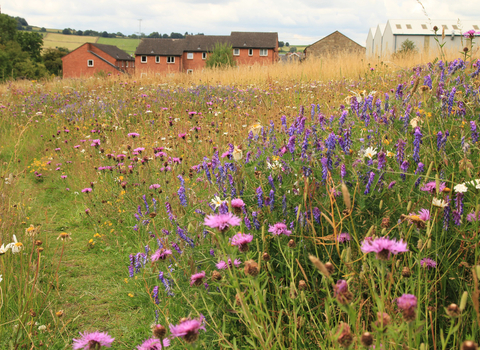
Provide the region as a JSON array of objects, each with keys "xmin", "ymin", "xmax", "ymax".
[
  {"xmin": 210, "ymin": 195, "xmax": 225, "ymax": 209},
  {"xmin": 363, "ymin": 147, "xmax": 377, "ymax": 159},
  {"xmin": 432, "ymin": 197, "xmax": 448, "ymax": 208}
]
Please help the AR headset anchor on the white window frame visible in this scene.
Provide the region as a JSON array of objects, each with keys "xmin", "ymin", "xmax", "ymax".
[
  {"xmin": 141, "ymin": 56, "xmax": 147, "ymax": 63},
  {"xmin": 132, "ymin": 62, "xmax": 135, "ymax": 68},
  {"xmin": 187, "ymin": 52, "xmax": 194, "ymax": 59},
  {"xmin": 259, "ymin": 49, "xmax": 268, "ymax": 56},
  {"xmin": 126, "ymin": 61, "xmax": 129, "ymax": 67},
  {"xmin": 248, "ymin": 48, "xmax": 253, "ymax": 56},
  {"xmin": 87, "ymin": 59, "xmax": 94, "ymax": 67},
  {"xmin": 233, "ymin": 48, "xmax": 240, "ymax": 56},
  {"xmin": 202, "ymin": 52, "xmax": 207, "ymax": 60},
  {"xmin": 167, "ymin": 56, "xmax": 175, "ymax": 63},
  {"xmin": 187, "ymin": 69, "xmax": 193, "ymax": 74},
  {"xmin": 155, "ymin": 56, "xmax": 160, "ymax": 63}
]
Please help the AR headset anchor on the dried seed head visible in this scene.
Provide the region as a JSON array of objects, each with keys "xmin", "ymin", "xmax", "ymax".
[
  {"xmin": 402, "ymin": 266, "xmax": 411, "ymax": 278},
  {"xmin": 447, "ymin": 303, "xmax": 461, "ymax": 318},
  {"xmin": 298, "ymin": 280, "xmax": 307, "ymax": 291},
  {"xmin": 235, "ymin": 293, "xmax": 243, "ymax": 306},
  {"xmin": 262, "ymin": 252, "xmax": 270, "ymax": 261},
  {"xmin": 35, "ymin": 240, "xmax": 42, "ymax": 246},
  {"xmin": 325, "ymin": 262, "xmax": 335, "ymax": 275},
  {"xmin": 381, "ymin": 217, "xmax": 390, "ymax": 228},
  {"xmin": 152, "ymin": 324, "xmax": 166, "ymax": 339},
  {"xmin": 336, "ymin": 322, "xmax": 353, "ymax": 348},
  {"xmin": 461, "ymin": 341, "xmax": 478, "ymax": 350},
  {"xmin": 360, "ymin": 332, "xmax": 374, "ymax": 347},
  {"xmin": 211, "ymin": 270, "xmax": 222, "ymax": 281},
  {"xmin": 375, "ymin": 312, "xmax": 391, "ymax": 329},
  {"xmin": 244, "ymin": 260, "xmax": 259, "ymax": 277},
  {"xmin": 29, "ymin": 309, "xmax": 36, "ymax": 318},
  {"xmin": 287, "ymin": 239, "xmax": 296, "ymax": 248},
  {"xmin": 309, "ymin": 255, "xmax": 330, "ymax": 277}
]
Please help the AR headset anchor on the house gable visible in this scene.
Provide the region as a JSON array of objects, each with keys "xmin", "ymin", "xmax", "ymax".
[{"xmin": 305, "ymin": 31, "xmax": 365, "ymax": 57}]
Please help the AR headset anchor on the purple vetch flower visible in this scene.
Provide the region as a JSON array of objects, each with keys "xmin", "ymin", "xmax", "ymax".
[
  {"xmin": 256, "ymin": 186, "xmax": 264, "ymax": 208},
  {"xmin": 340, "ymin": 163, "xmax": 346, "ymax": 179},
  {"xmin": 313, "ymin": 207, "xmax": 321, "ymax": 224},
  {"xmin": 72, "ymin": 331, "xmax": 115, "ymax": 349},
  {"xmin": 360, "ymin": 237, "xmax": 408, "ymax": 260},
  {"xmin": 152, "ymin": 286, "xmax": 160, "ymax": 305},
  {"xmin": 447, "ymin": 87, "xmax": 456, "ymax": 115},
  {"xmin": 412, "ymin": 127, "xmax": 423, "ymax": 163},
  {"xmin": 364, "ymin": 171, "xmax": 375, "ymax": 194},
  {"xmin": 400, "ymin": 161, "xmax": 409, "ymax": 181},
  {"xmin": 377, "ymin": 151, "xmax": 386, "ymax": 170},
  {"xmin": 251, "ymin": 211, "xmax": 260, "ymax": 230},
  {"xmin": 287, "ymin": 135, "xmax": 296, "ymax": 155},
  {"xmin": 471, "ymin": 121, "xmax": 478, "ymax": 144},
  {"xmin": 395, "ymin": 139, "xmax": 406, "ymax": 165},
  {"xmin": 420, "ymin": 258, "xmax": 437, "ymax": 269},
  {"xmin": 171, "ymin": 242, "xmax": 182, "ymax": 255},
  {"xmin": 177, "ymin": 176, "xmax": 187, "ymax": 207},
  {"xmin": 321, "ymin": 157, "xmax": 328, "ymax": 181},
  {"xmin": 244, "ymin": 216, "xmax": 252, "ymax": 230},
  {"xmin": 436, "ymin": 131, "xmax": 443, "ymax": 151}
]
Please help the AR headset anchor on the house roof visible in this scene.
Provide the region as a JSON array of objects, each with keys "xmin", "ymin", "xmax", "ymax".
[
  {"xmin": 304, "ymin": 31, "xmax": 364, "ymax": 50},
  {"xmin": 386, "ymin": 19, "xmax": 480, "ymax": 36},
  {"xmin": 135, "ymin": 32, "xmax": 278, "ymax": 55},
  {"xmin": 91, "ymin": 43, "xmax": 135, "ymax": 60}
]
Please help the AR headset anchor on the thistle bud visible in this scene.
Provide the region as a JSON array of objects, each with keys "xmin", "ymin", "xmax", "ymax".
[
  {"xmin": 336, "ymin": 323, "xmax": 353, "ymax": 348},
  {"xmin": 402, "ymin": 266, "xmax": 411, "ymax": 278},
  {"xmin": 462, "ymin": 341, "xmax": 478, "ymax": 350},
  {"xmin": 211, "ymin": 270, "xmax": 222, "ymax": 281},
  {"xmin": 288, "ymin": 239, "xmax": 296, "ymax": 248},
  {"xmin": 360, "ymin": 332, "xmax": 374, "ymax": 347},
  {"xmin": 244, "ymin": 260, "xmax": 259, "ymax": 277},
  {"xmin": 262, "ymin": 252, "xmax": 270, "ymax": 261},
  {"xmin": 152, "ymin": 324, "xmax": 166, "ymax": 339},
  {"xmin": 298, "ymin": 280, "xmax": 307, "ymax": 291},
  {"xmin": 325, "ymin": 262, "xmax": 335, "ymax": 275},
  {"xmin": 446, "ymin": 303, "xmax": 461, "ymax": 318}
]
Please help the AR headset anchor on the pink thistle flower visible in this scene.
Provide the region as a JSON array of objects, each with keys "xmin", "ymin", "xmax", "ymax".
[
  {"xmin": 149, "ymin": 184, "xmax": 161, "ymax": 190},
  {"xmin": 136, "ymin": 338, "xmax": 170, "ymax": 350},
  {"xmin": 337, "ymin": 233, "xmax": 351, "ymax": 243},
  {"xmin": 216, "ymin": 258, "xmax": 241, "ymax": 270},
  {"xmin": 169, "ymin": 317, "xmax": 206, "ymax": 343},
  {"xmin": 61, "ymin": 175, "xmax": 67, "ymax": 179},
  {"xmin": 420, "ymin": 181, "xmax": 446, "ymax": 194},
  {"xmin": 360, "ymin": 237, "xmax": 408, "ymax": 260},
  {"xmin": 190, "ymin": 271, "xmax": 206, "ymax": 286},
  {"xmin": 81, "ymin": 188, "xmax": 93, "ymax": 193},
  {"xmin": 128, "ymin": 133, "xmax": 140, "ymax": 138},
  {"xmin": 72, "ymin": 331, "xmax": 115, "ymax": 349},
  {"xmin": 151, "ymin": 249, "xmax": 172, "ymax": 262},
  {"xmin": 178, "ymin": 133, "xmax": 187, "ymax": 139},
  {"xmin": 268, "ymin": 222, "xmax": 292, "ymax": 236},
  {"xmin": 466, "ymin": 211, "xmax": 480, "ymax": 222},
  {"xmin": 420, "ymin": 258, "xmax": 437, "ymax": 269},
  {"xmin": 333, "ymin": 279, "xmax": 354, "ymax": 304},
  {"xmin": 230, "ymin": 233, "xmax": 253, "ymax": 252},
  {"xmin": 204, "ymin": 213, "xmax": 241, "ymax": 232},
  {"xmin": 231, "ymin": 198, "xmax": 245, "ymax": 208},
  {"xmin": 417, "ymin": 209, "xmax": 431, "ymax": 221},
  {"xmin": 397, "ymin": 293, "xmax": 417, "ymax": 322},
  {"xmin": 134, "ymin": 147, "xmax": 145, "ymax": 153}
]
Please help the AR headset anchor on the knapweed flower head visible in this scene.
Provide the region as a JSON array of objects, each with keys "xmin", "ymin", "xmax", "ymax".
[
  {"xmin": 81, "ymin": 188, "xmax": 93, "ymax": 193},
  {"xmin": 149, "ymin": 184, "xmax": 161, "ymax": 190},
  {"xmin": 463, "ymin": 29, "xmax": 480, "ymax": 39},
  {"xmin": 268, "ymin": 222, "xmax": 292, "ymax": 236},
  {"xmin": 216, "ymin": 258, "xmax": 241, "ymax": 270},
  {"xmin": 337, "ymin": 232, "xmax": 351, "ymax": 243},
  {"xmin": 190, "ymin": 271, "xmax": 206, "ymax": 286},
  {"xmin": 466, "ymin": 211, "xmax": 480, "ymax": 222},
  {"xmin": 72, "ymin": 331, "xmax": 115, "ymax": 349},
  {"xmin": 230, "ymin": 233, "xmax": 253, "ymax": 252},
  {"xmin": 421, "ymin": 181, "xmax": 446, "ymax": 194},
  {"xmin": 396, "ymin": 294, "xmax": 417, "ymax": 322},
  {"xmin": 169, "ymin": 316, "xmax": 206, "ymax": 344},
  {"xmin": 204, "ymin": 213, "xmax": 241, "ymax": 233},
  {"xmin": 136, "ymin": 337, "xmax": 170, "ymax": 350},
  {"xmin": 420, "ymin": 258, "xmax": 437, "ymax": 269},
  {"xmin": 151, "ymin": 249, "xmax": 172, "ymax": 262},
  {"xmin": 231, "ymin": 198, "xmax": 245, "ymax": 208},
  {"xmin": 360, "ymin": 237, "xmax": 408, "ymax": 260},
  {"xmin": 333, "ymin": 280, "xmax": 354, "ymax": 304},
  {"xmin": 128, "ymin": 132, "xmax": 140, "ymax": 138}
]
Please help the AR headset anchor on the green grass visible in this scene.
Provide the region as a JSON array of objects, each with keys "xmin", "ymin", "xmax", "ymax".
[
  {"xmin": 42, "ymin": 33, "xmax": 98, "ymax": 51},
  {"xmin": 97, "ymin": 38, "xmax": 140, "ymax": 55}
]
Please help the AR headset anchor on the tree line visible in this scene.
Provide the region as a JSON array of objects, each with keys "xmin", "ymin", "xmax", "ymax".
[
  {"xmin": 59, "ymin": 28, "xmax": 204, "ymax": 40},
  {"xmin": 0, "ymin": 13, "xmax": 69, "ymax": 81}
]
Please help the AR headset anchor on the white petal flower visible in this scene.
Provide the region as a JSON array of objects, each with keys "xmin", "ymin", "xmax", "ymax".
[
  {"xmin": 0, "ymin": 244, "xmax": 9, "ymax": 254},
  {"xmin": 432, "ymin": 197, "xmax": 448, "ymax": 208},
  {"xmin": 454, "ymin": 183, "xmax": 468, "ymax": 193},
  {"xmin": 363, "ymin": 147, "xmax": 377, "ymax": 159},
  {"xmin": 6, "ymin": 235, "xmax": 23, "ymax": 254},
  {"xmin": 210, "ymin": 196, "xmax": 225, "ymax": 209}
]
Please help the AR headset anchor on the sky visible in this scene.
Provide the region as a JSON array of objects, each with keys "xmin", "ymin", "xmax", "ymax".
[{"xmin": 3, "ymin": 0, "xmax": 480, "ymax": 46}]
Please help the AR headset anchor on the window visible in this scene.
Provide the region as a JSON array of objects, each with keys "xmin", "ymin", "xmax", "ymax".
[
  {"xmin": 126, "ymin": 61, "xmax": 129, "ymax": 67},
  {"xmin": 87, "ymin": 59, "xmax": 94, "ymax": 67},
  {"xmin": 452, "ymin": 25, "xmax": 459, "ymax": 30},
  {"xmin": 132, "ymin": 62, "xmax": 135, "ymax": 68},
  {"xmin": 473, "ymin": 25, "xmax": 479, "ymax": 30},
  {"xmin": 248, "ymin": 48, "xmax": 253, "ymax": 56},
  {"xmin": 202, "ymin": 52, "xmax": 207, "ymax": 60},
  {"xmin": 141, "ymin": 56, "xmax": 147, "ymax": 63},
  {"xmin": 396, "ymin": 24, "xmax": 402, "ymax": 29},
  {"xmin": 259, "ymin": 49, "xmax": 268, "ymax": 56},
  {"xmin": 406, "ymin": 24, "xmax": 412, "ymax": 29},
  {"xmin": 167, "ymin": 56, "xmax": 175, "ymax": 63},
  {"xmin": 233, "ymin": 48, "xmax": 240, "ymax": 56},
  {"xmin": 155, "ymin": 56, "xmax": 160, "ymax": 63},
  {"xmin": 421, "ymin": 24, "xmax": 427, "ymax": 29},
  {"xmin": 187, "ymin": 69, "xmax": 193, "ymax": 74},
  {"xmin": 187, "ymin": 52, "xmax": 194, "ymax": 59},
  {"xmin": 442, "ymin": 25, "xmax": 448, "ymax": 29}
]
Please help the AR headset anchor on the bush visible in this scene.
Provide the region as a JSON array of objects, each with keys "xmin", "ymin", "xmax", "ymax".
[{"xmin": 205, "ymin": 43, "xmax": 236, "ymax": 69}]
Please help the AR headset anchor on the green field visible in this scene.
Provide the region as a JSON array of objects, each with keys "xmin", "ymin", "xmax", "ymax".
[
  {"xmin": 42, "ymin": 32, "xmax": 98, "ymax": 51},
  {"xmin": 97, "ymin": 37, "xmax": 140, "ymax": 55}
]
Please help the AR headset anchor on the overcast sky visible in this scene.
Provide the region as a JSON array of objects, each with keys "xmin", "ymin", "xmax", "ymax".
[{"xmin": 3, "ymin": 0, "xmax": 480, "ymax": 45}]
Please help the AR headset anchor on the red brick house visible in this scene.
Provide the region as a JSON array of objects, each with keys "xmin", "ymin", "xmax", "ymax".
[
  {"xmin": 304, "ymin": 31, "xmax": 365, "ymax": 58},
  {"xmin": 62, "ymin": 43, "xmax": 135, "ymax": 78},
  {"xmin": 135, "ymin": 32, "xmax": 278, "ymax": 76}
]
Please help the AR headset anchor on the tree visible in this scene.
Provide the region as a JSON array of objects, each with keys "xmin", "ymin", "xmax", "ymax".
[
  {"xmin": 116, "ymin": 32, "xmax": 125, "ymax": 37},
  {"xmin": 42, "ymin": 47, "xmax": 69, "ymax": 76},
  {"xmin": 285, "ymin": 42, "xmax": 290, "ymax": 47},
  {"xmin": 289, "ymin": 46, "xmax": 297, "ymax": 53},
  {"xmin": 129, "ymin": 34, "xmax": 138, "ymax": 39},
  {"xmin": 40, "ymin": 27, "xmax": 47, "ymax": 32},
  {"xmin": 0, "ymin": 41, "xmax": 47, "ymax": 80},
  {"xmin": 205, "ymin": 42, "xmax": 236, "ymax": 69},
  {"xmin": 278, "ymin": 41, "xmax": 284, "ymax": 48},
  {"xmin": 397, "ymin": 39, "xmax": 417, "ymax": 56},
  {"xmin": 62, "ymin": 28, "xmax": 71, "ymax": 35},
  {"xmin": 162, "ymin": 34, "xmax": 169, "ymax": 38},
  {"xmin": 170, "ymin": 32, "xmax": 184, "ymax": 39},
  {"xmin": 148, "ymin": 32, "xmax": 161, "ymax": 38},
  {"xmin": 0, "ymin": 14, "xmax": 18, "ymax": 44},
  {"xmin": 16, "ymin": 31, "xmax": 43, "ymax": 62},
  {"xmin": 76, "ymin": 30, "xmax": 83, "ymax": 36}
]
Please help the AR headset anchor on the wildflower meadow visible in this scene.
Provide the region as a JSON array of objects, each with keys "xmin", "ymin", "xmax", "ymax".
[{"xmin": 1, "ymin": 47, "xmax": 480, "ymax": 349}]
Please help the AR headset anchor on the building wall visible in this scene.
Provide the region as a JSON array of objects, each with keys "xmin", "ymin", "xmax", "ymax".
[
  {"xmin": 182, "ymin": 52, "xmax": 208, "ymax": 71},
  {"xmin": 366, "ymin": 29, "xmax": 375, "ymax": 58},
  {"xmin": 233, "ymin": 48, "xmax": 278, "ymax": 65},
  {"xmin": 135, "ymin": 55, "xmax": 182, "ymax": 76},
  {"xmin": 373, "ymin": 25, "xmax": 385, "ymax": 57},
  {"xmin": 305, "ymin": 32, "xmax": 365, "ymax": 57},
  {"xmin": 62, "ymin": 43, "xmax": 120, "ymax": 79}
]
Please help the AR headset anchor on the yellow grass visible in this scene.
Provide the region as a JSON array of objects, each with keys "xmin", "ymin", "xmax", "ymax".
[{"xmin": 42, "ymin": 33, "xmax": 98, "ymax": 51}]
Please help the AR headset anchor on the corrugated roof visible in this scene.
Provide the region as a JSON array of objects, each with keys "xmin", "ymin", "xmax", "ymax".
[
  {"xmin": 387, "ymin": 19, "xmax": 480, "ymax": 35},
  {"xmin": 136, "ymin": 32, "xmax": 278, "ymax": 55},
  {"xmin": 92, "ymin": 43, "xmax": 134, "ymax": 61}
]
